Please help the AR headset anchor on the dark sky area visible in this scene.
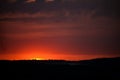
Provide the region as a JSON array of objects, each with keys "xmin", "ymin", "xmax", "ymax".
[{"xmin": 0, "ymin": 0, "xmax": 120, "ymax": 60}]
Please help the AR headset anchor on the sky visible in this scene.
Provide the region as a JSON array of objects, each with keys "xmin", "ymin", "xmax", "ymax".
[{"xmin": 0, "ymin": 0, "xmax": 120, "ymax": 60}]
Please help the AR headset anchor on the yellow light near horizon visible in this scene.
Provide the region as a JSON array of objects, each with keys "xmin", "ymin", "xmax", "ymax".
[{"xmin": 31, "ymin": 58, "xmax": 44, "ymax": 60}]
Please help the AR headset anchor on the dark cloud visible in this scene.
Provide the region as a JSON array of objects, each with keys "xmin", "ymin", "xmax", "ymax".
[{"xmin": 0, "ymin": 0, "xmax": 120, "ymax": 17}]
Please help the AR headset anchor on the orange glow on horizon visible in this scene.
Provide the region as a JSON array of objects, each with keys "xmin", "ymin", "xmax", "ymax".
[
  {"xmin": 0, "ymin": 45, "xmax": 119, "ymax": 61},
  {"xmin": 31, "ymin": 57, "xmax": 44, "ymax": 60},
  {"xmin": 0, "ymin": 50, "xmax": 119, "ymax": 61}
]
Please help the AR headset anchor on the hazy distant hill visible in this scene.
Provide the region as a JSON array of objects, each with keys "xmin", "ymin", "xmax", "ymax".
[
  {"xmin": 0, "ymin": 57, "xmax": 120, "ymax": 65},
  {"xmin": 0, "ymin": 57, "xmax": 120, "ymax": 80}
]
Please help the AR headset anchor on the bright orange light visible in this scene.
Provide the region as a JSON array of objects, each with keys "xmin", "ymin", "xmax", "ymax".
[
  {"xmin": 31, "ymin": 58, "xmax": 44, "ymax": 60},
  {"xmin": 0, "ymin": 47, "xmax": 119, "ymax": 61}
]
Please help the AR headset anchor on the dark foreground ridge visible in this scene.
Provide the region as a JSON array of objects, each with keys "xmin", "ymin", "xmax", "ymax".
[{"xmin": 0, "ymin": 57, "xmax": 120, "ymax": 80}]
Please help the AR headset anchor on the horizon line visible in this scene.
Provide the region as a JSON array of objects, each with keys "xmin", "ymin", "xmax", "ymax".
[{"xmin": 0, "ymin": 56, "xmax": 120, "ymax": 61}]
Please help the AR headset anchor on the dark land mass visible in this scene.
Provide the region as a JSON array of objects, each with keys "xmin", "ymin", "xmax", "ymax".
[{"xmin": 0, "ymin": 57, "xmax": 120, "ymax": 80}]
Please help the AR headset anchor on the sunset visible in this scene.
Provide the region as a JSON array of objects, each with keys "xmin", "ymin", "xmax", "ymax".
[
  {"xmin": 0, "ymin": 0, "xmax": 120, "ymax": 61},
  {"xmin": 0, "ymin": 0, "xmax": 120, "ymax": 79}
]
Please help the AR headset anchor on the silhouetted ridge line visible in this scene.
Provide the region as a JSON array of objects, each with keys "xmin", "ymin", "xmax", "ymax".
[{"xmin": 0, "ymin": 57, "xmax": 120, "ymax": 66}]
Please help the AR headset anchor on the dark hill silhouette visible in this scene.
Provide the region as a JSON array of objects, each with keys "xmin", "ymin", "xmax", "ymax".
[{"xmin": 0, "ymin": 57, "xmax": 120, "ymax": 80}]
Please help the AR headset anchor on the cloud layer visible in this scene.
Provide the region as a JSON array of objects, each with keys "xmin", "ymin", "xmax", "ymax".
[{"xmin": 0, "ymin": 0, "xmax": 119, "ymax": 17}]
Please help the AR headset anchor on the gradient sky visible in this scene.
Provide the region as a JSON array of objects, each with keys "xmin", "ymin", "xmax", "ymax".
[{"xmin": 0, "ymin": 0, "xmax": 120, "ymax": 60}]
